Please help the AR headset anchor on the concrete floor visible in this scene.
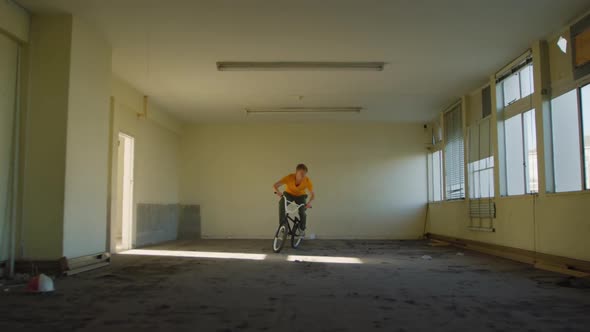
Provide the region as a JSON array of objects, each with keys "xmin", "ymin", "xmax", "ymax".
[{"xmin": 1, "ymin": 240, "xmax": 590, "ymax": 331}]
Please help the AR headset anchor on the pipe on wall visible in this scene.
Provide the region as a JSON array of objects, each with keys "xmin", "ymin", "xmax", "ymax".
[{"xmin": 137, "ymin": 95, "xmax": 148, "ymax": 119}]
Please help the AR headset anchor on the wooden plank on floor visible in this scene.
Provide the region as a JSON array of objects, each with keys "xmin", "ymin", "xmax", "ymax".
[
  {"xmin": 534, "ymin": 262, "xmax": 590, "ymax": 278},
  {"xmin": 428, "ymin": 239, "xmax": 450, "ymax": 247},
  {"xmin": 65, "ymin": 262, "xmax": 110, "ymax": 276}
]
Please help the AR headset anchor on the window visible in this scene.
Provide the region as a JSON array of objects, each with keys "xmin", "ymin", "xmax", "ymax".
[
  {"xmin": 444, "ymin": 105, "xmax": 465, "ymax": 200},
  {"xmin": 468, "ymin": 119, "xmax": 494, "ymax": 198},
  {"xmin": 504, "ymin": 114, "xmax": 526, "ymax": 195},
  {"xmin": 546, "ymin": 86, "xmax": 590, "ymax": 192},
  {"xmin": 500, "ymin": 109, "xmax": 538, "ymax": 195},
  {"xmin": 549, "ymin": 90, "xmax": 582, "ymax": 192},
  {"xmin": 468, "ymin": 157, "xmax": 494, "ymax": 199},
  {"xmin": 523, "ymin": 110, "xmax": 538, "ymax": 193},
  {"xmin": 499, "ymin": 62, "xmax": 534, "ymax": 107},
  {"xmin": 427, "ymin": 150, "xmax": 443, "ymax": 202}
]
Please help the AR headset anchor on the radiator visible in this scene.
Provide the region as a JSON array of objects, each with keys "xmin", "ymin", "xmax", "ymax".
[{"xmin": 469, "ymin": 199, "xmax": 496, "ymax": 219}]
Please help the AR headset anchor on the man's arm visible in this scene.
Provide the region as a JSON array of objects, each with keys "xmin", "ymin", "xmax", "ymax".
[
  {"xmin": 273, "ymin": 180, "xmax": 284, "ymax": 197},
  {"xmin": 306, "ymin": 191, "xmax": 315, "ymax": 208}
]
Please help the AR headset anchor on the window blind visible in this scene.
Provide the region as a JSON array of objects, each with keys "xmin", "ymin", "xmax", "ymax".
[{"xmin": 444, "ymin": 105, "xmax": 465, "ymax": 200}]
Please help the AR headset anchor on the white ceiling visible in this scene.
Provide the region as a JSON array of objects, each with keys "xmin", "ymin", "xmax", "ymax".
[{"xmin": 18, "ymin": 0, "xmax": 590, "ymax": 123}]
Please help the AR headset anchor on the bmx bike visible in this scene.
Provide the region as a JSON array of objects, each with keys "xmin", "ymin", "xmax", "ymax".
[{"xmin": 272, "ymin": 194, "xmax": 309, "ymax": 253}]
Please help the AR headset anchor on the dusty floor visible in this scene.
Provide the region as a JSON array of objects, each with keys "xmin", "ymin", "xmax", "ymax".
[{"xmin": 1, "ymin": 240, "xmax": 590, "ymax": 331}]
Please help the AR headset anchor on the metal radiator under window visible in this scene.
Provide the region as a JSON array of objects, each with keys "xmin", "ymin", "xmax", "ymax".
[{"xmin": 469, "ymin": 200, "xmax": 496, "ymax": 219}]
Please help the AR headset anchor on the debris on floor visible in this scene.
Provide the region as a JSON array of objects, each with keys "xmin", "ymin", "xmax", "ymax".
[
  {"xmin": 421, "ymin": 255, "xmax": 433, "ymax": 260},
  {"xmin": 456, "ymin": 252, "xmax": 465, "ymax": 256},
  {"xmin": 428, "ymin": 239, "xmax": 450, "ymax": 247},
  {"xmin": 1, "ymin": 273, "xmax": 37, "ymax": 293},
  {"xmin": 14, "ymin": 273, "xmax": 31, "ymax": 282},
  {"xmin": 556, "ymin": 277, "xmax": 590, "ymax": 289}
]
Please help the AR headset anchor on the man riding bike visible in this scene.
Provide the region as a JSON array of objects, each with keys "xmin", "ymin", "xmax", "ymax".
[{"xmin": 273, "ymin": 164, "xmax": 315, "ymax": 232}]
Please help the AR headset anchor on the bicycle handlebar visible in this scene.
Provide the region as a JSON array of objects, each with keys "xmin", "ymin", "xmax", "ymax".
[{"xmin": 274, "ymin": 192, "xmax": 312, "ymax": 208}]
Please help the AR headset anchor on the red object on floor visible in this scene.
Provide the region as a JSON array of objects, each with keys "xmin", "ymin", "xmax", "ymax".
[{"xmin": 27, "ymin": 276, "xmax": 40, "ymax": 292}]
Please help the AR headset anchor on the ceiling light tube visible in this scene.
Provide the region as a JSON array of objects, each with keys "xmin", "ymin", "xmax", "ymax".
[
  {"xmin": 217, "ymin": 62, "xmax": 385, "ymax": 71},
  {"xmin": 245, "ymin": 107, "xmax": 362, "ymax": 114}
]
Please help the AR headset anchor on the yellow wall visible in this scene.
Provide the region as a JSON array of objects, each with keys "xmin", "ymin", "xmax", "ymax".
[
  {"xmin": 20, "ymin": 14, "xmax": 114, "ymax": 259},
  {"xmin": 180, "ymin": 123, "xmax": 428, "ymax": 239},
  {"xmin": 427, "ymin": 198, "xmax": 535, "ymax": 251},
  {"xmin": 535, "ymin": 193, "xmax": 590, "ymax": 260},
  {"xmin": 110, "ymin": 76, "xmax": 182, "ymax": 249},
  {"xmin": 20, "ymin": 15, "xmax": 72, "ymax": 259},
  {"xmin": 427, "ymin": 194, "xmax": 590, "ymax": 262},
  {"xmin": 62, "ymin": 17, "xmax": 112, "ymax": 258}
]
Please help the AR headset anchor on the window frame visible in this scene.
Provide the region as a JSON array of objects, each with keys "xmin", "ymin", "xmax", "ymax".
[
  {"xmin": 496, "ymin": 53, "xmax": 539, "ymax": 197},
  {"xmin": 546, "ymin": 84, "xmax": 590, "ymax": 193},
  {"xmin": 468, "ymin": 156, "xmax": 495, "ymax": 199}
]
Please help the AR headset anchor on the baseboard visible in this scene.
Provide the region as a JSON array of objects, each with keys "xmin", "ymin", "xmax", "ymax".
[
  {"xmin": 426, "ymin": 233, "xmax": 590, "ymax": 277},
  {"xmin": 14, "ymin": 257, "xmax": 69, "ymax": 276},
  {"xmin": 200, "ymin": 235, "xmax": 423, "ymax": 240},
  {"xmin": 13, "ymin": 253, "xmax": 110, "ymax": 277}
]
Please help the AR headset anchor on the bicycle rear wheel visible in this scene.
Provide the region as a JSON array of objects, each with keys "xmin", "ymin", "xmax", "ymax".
[
  {"xmin": 291, "ymin": 223, "xmax": 304, "ymax": 249},
  {"xmin": 273, "ymin": 224, "xmax": 288, "ymax": 253}
]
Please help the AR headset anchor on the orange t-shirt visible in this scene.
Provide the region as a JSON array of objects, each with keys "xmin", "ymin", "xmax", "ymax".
[{"xmin": 281, "ymin": 173, "xmax": 313, "ymax": 197}]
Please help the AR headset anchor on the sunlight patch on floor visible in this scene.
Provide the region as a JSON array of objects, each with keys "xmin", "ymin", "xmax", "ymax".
[
  {"xmin": 287, "ymin": 255, "xmax": 363, "ymax": 264},
  {"xmin": 120, "ymin": 249, "xmax": 364, "ymax": 264},
  {"xmin": 120, "ymin": 249, "xmax": 268, "ymax": 261}
]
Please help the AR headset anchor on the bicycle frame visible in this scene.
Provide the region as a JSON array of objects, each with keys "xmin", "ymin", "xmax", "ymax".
[{"xmin": 282, "ymin": 197, "xmax": 305, "ymax": 224}]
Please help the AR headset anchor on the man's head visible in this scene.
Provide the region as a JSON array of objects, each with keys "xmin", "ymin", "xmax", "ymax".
[{"xmin": 295, "ymin": 163, "xmax": 308, "ymax": 178}]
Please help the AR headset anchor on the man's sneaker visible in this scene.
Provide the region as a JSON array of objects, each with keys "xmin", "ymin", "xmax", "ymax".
[{"xmin": 297, "ymin": 227, "xmax": 306, "ymax": 237}]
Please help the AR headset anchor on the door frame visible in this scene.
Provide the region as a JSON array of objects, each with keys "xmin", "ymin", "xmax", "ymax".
[{"xmin": 118, "ymin": 132, "xmax": 135, "ymax": 251}]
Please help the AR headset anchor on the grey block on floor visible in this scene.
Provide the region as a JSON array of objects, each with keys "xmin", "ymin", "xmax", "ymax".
[
  {"xmin": 135, "ymin": 203, "xmax": 179, "ymax": 247},
  {"xmin": 178, "ymin": 204, "xmax": 201, "ymax": 240}
]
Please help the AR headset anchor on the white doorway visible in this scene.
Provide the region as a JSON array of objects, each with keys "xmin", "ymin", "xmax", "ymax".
[{"xmin": 115, "ymin": 133, "xmax": 135, "ymax": 252}]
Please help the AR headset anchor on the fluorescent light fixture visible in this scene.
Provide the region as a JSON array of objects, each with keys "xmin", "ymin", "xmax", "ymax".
[
  {"xmin": 246, "ymin": 107, "xmax": 362, "ymax": 114},
  {"xmin": 120, "ymin": 249, "xmax": 267, "ymax": 261},
  {"xmin": 287, "ymin": 255, "xmax": 363, "ymax": 264},
  {"xmin": 217, "ymin": 61, "xmax": 385, "ymax": 71}
]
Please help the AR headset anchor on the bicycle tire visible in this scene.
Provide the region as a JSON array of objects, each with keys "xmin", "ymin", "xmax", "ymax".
[{"xmin": 273, "ymin": 224, "xmax": 288, "ymax": 253}]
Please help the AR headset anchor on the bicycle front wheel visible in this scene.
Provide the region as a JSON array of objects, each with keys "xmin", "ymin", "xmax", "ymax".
[{"xmin": 273, "ymin": 224, "xmax": 288, "ymax": 253}]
